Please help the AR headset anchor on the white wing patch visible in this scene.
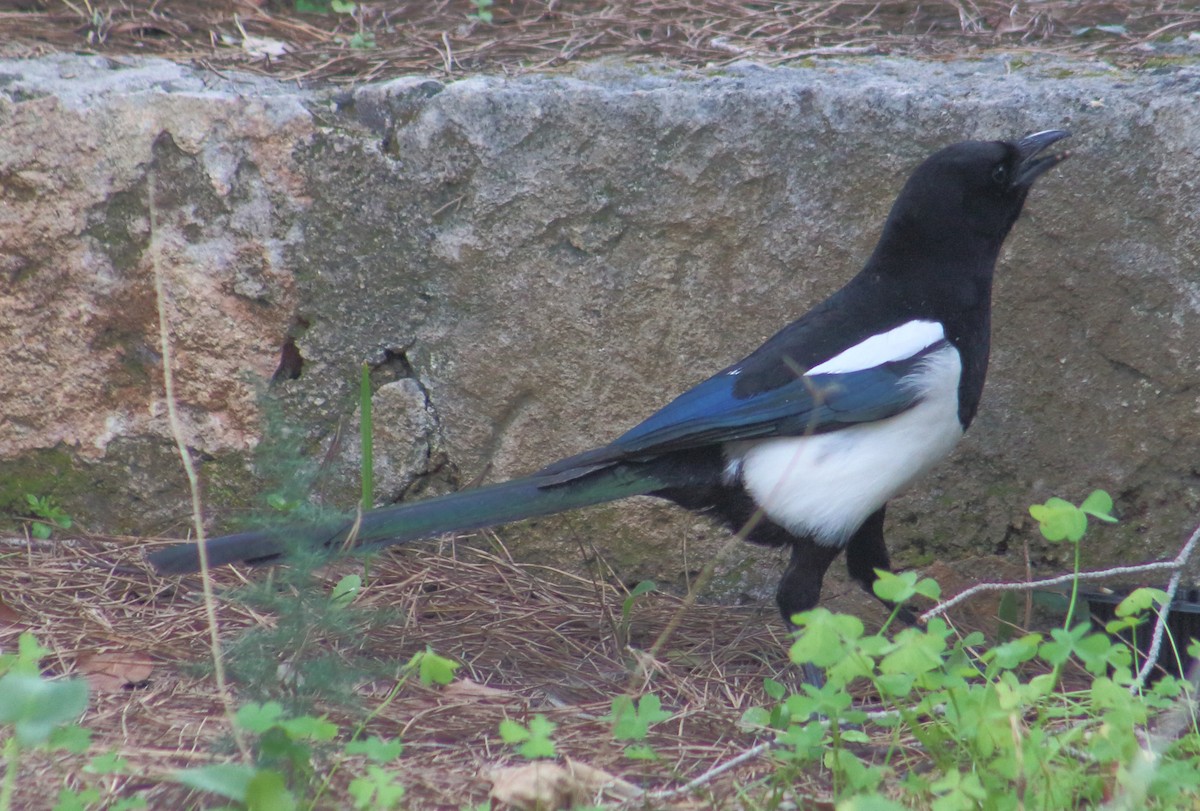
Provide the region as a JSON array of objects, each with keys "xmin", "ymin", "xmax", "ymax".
[
  {"xmin": 723, "ymin": 343, "xmax": 963, "ymax": 547},
  {"xmin": 809, "ymin": 320, "xmax": 945, "ymax": 375}
]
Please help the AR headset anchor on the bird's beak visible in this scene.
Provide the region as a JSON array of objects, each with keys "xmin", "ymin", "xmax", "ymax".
[{"xmin": 1013, "ymin": 129, "xmax": 1071, "ymax": 187}]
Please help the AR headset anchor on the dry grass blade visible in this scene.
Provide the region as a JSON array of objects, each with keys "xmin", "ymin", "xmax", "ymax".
[
  {"xmin": 0, "ymin": 532, "xmax": 811, "ymax": 807},
  {"xmin": 3, "ymin": 1, "xmax": 1197, "ymax": 84}
]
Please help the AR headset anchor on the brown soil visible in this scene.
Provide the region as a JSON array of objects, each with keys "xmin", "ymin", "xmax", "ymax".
[
  {"xmin": 0, "ymin": 532, "xmax": 845, "ymax": 808},
  {"xmin": 3, "ymin": 1, "xmax": 1198, "ymax": 85}
]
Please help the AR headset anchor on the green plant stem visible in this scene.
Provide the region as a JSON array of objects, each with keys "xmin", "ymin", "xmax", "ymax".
[
  {"xmin": 359, "ymin": 362, "xmax": 373, "ymax": 513},
  {"xmin": 0, "ymin": 737, "xmax": 18, "ymax": 811},
  {"xmin": 1050, "ymin": 540, "xmax": 1085, "ymax": 691},
  {"xmin": 307, "ymin": 671, "xmax": 410, "ymax": 809},
  {"xmin": 880, "ymin": 688, "xmax": 949, "ymax": 771},
  {"xmin": 1064, "ymin": 540, "xmax": 1082, "ymax": 630}
]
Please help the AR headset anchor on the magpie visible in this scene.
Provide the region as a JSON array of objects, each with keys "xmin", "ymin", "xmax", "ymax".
[{"xmin": 149, "ymin": 130, "xmax": 1070, "ymax": 627}]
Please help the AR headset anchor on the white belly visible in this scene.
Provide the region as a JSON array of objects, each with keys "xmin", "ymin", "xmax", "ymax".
[{"xmin": 723, "ymin": 345, "xmax": 964, "ymax": 546}]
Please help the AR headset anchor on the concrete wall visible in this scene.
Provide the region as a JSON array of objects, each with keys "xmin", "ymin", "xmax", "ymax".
[{"xmin": 2, "ymin": 55, "xmax": 1197, "ymax": 600}]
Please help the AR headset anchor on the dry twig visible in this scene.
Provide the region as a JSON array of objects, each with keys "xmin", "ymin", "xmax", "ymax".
[
  {"xmin": 921, "ymin": 549, "xmax": 1199, "ymax": 625},
  {"xmin": 3, "ymin": 1, "xmax": 1196, "ymax": 85},
  {"xmin": 147, "ymin": 167, "xmax": 251, "ymax": 760}
]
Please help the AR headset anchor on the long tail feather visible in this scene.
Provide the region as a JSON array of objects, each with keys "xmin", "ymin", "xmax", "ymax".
[{"xmin": 147, "ymin": 463, "xmax": 668, "ymax": 575}]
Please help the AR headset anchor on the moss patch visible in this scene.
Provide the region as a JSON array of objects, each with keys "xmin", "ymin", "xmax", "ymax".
[
  {"xmin": 0, "ymin": 440, "xmax": 270, "ymax": 538},
  {"xmin": 0, "ymin": 446, "xmax": 92, "ymax": 532}
]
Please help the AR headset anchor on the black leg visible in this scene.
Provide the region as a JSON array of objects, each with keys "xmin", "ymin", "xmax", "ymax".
[
  {"xmin": 672, "ymin": 483, "xmax": 843, "ymax": 625},
  {"xmin": 844, "ymin": 504, "xmax": 917, "ymax": 624},
  {"xmin": 776, "ymin": 535, "xmax": 844, "ymax": 625},
  {"xmin": 775, "ymin": 537, "xmax": 843, "ymax": 688},
  {"xmin": 674, "ymin": 488, "xmax": 843, "ymax": 688},
  {"xmin": 844, "ymin": 506, "xmax": 889, "ymax": 591}
]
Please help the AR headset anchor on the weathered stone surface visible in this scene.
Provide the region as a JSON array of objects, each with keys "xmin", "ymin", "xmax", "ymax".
[
  {"xmin": 0, "ymin": 56, "xmax": 313, "ymax": 531},
  {"xmin": 2, "ymin": 55, "xmax": 1198, "ymax": 599}
]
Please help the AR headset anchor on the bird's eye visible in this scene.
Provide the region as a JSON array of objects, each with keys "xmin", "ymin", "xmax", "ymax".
[{"xmin": 991, "ymin": 163, "xmax": 1009, "ymax": 185}]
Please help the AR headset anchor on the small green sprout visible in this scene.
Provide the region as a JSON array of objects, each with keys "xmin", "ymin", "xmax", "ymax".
[
  {"xmin": 23, "ymin": 494, "xmax": 72, "ymax": 540},
  {"xmin": 498, "ymin": 715, "xmax": 557, "ymax": 760}
]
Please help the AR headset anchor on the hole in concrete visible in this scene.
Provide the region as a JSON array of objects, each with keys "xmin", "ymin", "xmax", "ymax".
[
  {"xmin": 272, "ymin": 336, "xmax": 304, "ymax": 382},
  {"xmin": 368, "ymin": 348, "xmax": 416, "ymax": 385}
]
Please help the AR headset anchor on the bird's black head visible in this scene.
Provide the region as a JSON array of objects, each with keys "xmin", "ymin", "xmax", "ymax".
[{"xmin": 876, "ymin": 130, "xmax": 1071, "ymax": 266}]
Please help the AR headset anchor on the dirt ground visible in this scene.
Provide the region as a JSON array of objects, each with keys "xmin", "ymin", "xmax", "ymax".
[
  {"xmin": 3, "ymin": 1, "xmax": 1197, "ymax": 808},
  {"xmin": 0, "ymin": 533, "xmax": 838, "ymax": 808},
  {"xmin": 0, "ymin": 529, "xmax": 1028, "ymax": 808},
  {"xmin": 3, "ymin": 1, "xmax": 1198, "ymax": 84}
]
